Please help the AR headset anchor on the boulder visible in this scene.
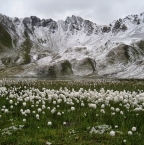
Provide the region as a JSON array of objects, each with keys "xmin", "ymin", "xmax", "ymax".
[
  {"xmin": 36, "ymin": 60, "xmax": 73, "ymax": 77},
  {"xmin": 73, "ymin": 58, "xmax": 96, "ymax": 76},
  {"xmin": 106, "ymin": 44, "xmax": 139, "ymax": 64}
]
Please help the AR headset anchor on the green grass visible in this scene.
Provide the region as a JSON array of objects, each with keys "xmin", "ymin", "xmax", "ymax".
[
  {"xmin": 0, "ymin": 79, "xmax": 144, "ymax": 145},
  {"xmin": 3, "ymin": 79, "xmax": 144, "ymax": 92}
]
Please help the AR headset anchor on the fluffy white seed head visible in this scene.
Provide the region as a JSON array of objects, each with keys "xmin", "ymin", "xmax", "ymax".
[
  {"xmin": 36, "ymin": 114, "xmax": 39, "ymax": 119},
  {"xmin": 89, "ymin": 104, "xmax": 96, "ymax": 109},
  {"xmin": 110, "ymin": 107, "xmax": 115, "ymax": 111},
  {"xmin": 71, "ymin": 107, "xmax": 75, "ymax": 111},
  {"xmin": 38, "ymin": 108, "xmax": 42, "ymax": 112},
  {"xmin": 23, "ymin": 102, "xmax": 26, "ymax": 107},
  {"xmin": 115, "ymin": 125, "xmax": 118, "ymax": 128},
  {"xmin": 81, "ymin": 103, "xmax": 85, "ymax": 106},
  {"xmin": 23, "ymin": 119, "xmax": 26, "ymax": 122},
  {"xmin": 9, "ymin": 100, "xmax": 13, "ymax": 104},
  {"xmin": 47, "ymin": 107, "xmax": 50, "ymax": 110},
  {"xmin": 120, "ymin": 111, "xmax": 124, "ymax": 115},
  {"xmin": 51, "ymin": 108, "xmax": 56, "ymax": 114},
  {"xmin": 4, "ymin": 109, "xmax": 9, "ymax": 113},
  {"xmin": 53, "ymin": 101, "xmax": 56, "ymax": 104},
  {"xmin": 101, "ymin": 104, "xmax": 105, "ymax": 108},
  {"xmin": 132, "ymin": 127, "xmax": 136, "ymax": 131},
  {"xmin": 48, "ymin": 121, "xmax": 52, "ymax": 126},
  {"xmin": 57, "ymin": 112, "xmax": 61, "ymax": 116},
  {"xmin": 10, "ymin": 105, "xmax": 13, "ymax": 109},
  {"xmin": 128, "ymin": 131, "xmax": 133, "ymax": 135},
  {"xmin": 42, "ymin": 105, "xmax": 46, "ymax": 109},
  {"xmin": 116, "ymin": 108, "xmax": 120, "ymax": 112},
  {"xmin": 63, "ymin": 122, "xmax": 67, "ymax": 125},
  {"xmin": 123, "ymin": 139, "xmax": 126, "ymax": 143},
  {"xmin": 110, "ymin": 131, "xmax": 115, "ymax": 136}
]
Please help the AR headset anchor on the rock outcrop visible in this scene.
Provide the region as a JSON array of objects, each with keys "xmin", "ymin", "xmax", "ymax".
[{"xmin": 0, "ymin": 12, "xmax": 144, "ymax": 78}]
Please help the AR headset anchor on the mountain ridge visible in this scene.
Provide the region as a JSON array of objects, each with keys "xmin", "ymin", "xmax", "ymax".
[{"xmin": 0, "ymin": 12, "xmax": 144, "ymax": 78}]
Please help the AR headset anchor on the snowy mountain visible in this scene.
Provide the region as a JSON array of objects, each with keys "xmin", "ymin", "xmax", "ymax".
[{"xmin": 0, "ymin": 12, "xmax": 144, "ymax": 78}]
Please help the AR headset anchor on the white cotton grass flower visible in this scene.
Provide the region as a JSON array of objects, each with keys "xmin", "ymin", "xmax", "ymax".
[
  {"xmin": 26, "ymin": 109, "xmax": 30, "ymax": 114},
  {"xmin": 53, "ymin": 101, "xmax": 56, "ymax": 104},
  {"xmin": 120, "ymin": 111, "xmax": 124, "ymax": 115},
  {"xmin": 9, "ymin": 100, "xmax": 13, "ymax": 104},
  {"xmin": 38, "ymin": 108, "xmax": 42, "ymax": 112},
  {"xmin": 46, "ymin": 141, "xmax": 52, "ymax": 145},
  {"xmin": 111, "ymin": 112, "xmax": 115, "ymax": 116},
  {"xmin": 100, "ymin": 109, "xmax": 105, "ymax": 114},
  {"xmin": 76, "ymin": 100, "xmax": 79, "ymax": 103},
  {"xmin": 81, "ymin": 103, "xmax": 85, "ymax": 106},
  {"xmin": 51, "ymin": 108, "xmax": 56, "ymax": 114},
  {"xmin": 119, "ymin": 103, "xmax": 122, "ymax": 106},
  {"xmin": 115, "ymin": 125, "xmax": 118, "ymax": 128},
  {"xmin": 4, "ymin": 109, "xmax": 9, "ymax": 113},
  {"xmin": 57, "ymin": 112, "xmax": 61, "ymax": 116},
  {"xmin": 23, "ymin": 119, "xmax": 26, "ymax": 122},
  {"xmin": 71, "ymin": 107, "xmax": 75, "ymax": 111},
  {"xmin": 47, "ymin": 107, "xmax": 50, "ymax": 110},
  {"xmin": 89, "ymin": 104, "xmax": 96, "ymax": 109},
  {"xmin": 63, "ymin": 122, "xmax": 67, "ymax": 125},
  {"xmin": 23, "ymin": 102, "xmax": 26, "ymax": 106},
  {"xmin": 110, "ymin": 107, "xmax": 115, "ymax": 111},
  {"xmin": 128, "ymin": 131, "xmax": 133, "ymax": 135},
  {"xmin": 9, "ymin": 94, "xmax": 14, "ymax": 98},
  {"xmin": 116, "ymin": 108, "xmax": 120, "ymax": 112},
  {"xmin": 132, "ymin": 127, "xmax": 136, "ymax": 132},
  {"xmin": 48, "ymin": 121, "xmax": 52, "ymax": 126},
  {"xmin": 36, "ymin": 114, "xmax": 40, "ymax": 119},
  {"xmin": 101, "ymin": 104, "xmax": 105, "ymax": 108},
  {"xmin": 110, "ymin": 130, "xmax": 115, "ymax": 136},
  {"xmin": 57, "ymin": 99, "xmax": 62, "ymax": 104},
  {"xmin": 10, "ymin": 105, "xmax": 13, "ymax": 109},
  {"xmin": 84, "ymin": 113, "xmax": 86, "ymax": 116},
  {"xmin": 36, "ymin": 101, "xmax": 39, "ymax": 105},
  {"xmin": 2, "ymin": 106, "xmax": 6, "ymax": 108},
  {"xmin": 123, "ymin": 139, "xmax": 126, "ymax": 143},
  {"xmin": 42, "ymin": 105, "xmax": 46, "ymax": 109}
]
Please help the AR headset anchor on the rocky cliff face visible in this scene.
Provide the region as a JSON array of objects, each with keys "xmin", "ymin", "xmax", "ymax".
[{"xmin": 1, "ymin": 12, "xmax": 144, "ymax": 78}]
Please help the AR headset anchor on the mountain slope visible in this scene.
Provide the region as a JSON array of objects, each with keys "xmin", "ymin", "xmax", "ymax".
[{"xmin": 0, "ymin": 13, "xmax": 144, "ymax": 78}]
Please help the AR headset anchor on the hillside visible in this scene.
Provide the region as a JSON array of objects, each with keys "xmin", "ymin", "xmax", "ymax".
[{"xmin": 0, "ymin": 13, "xmax": 144, "ymax": 78}]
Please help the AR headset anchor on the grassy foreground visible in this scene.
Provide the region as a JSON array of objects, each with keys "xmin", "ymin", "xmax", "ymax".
[{"xmin": 0, "ymin": 79, "xmax": 144, "ymax": 145}]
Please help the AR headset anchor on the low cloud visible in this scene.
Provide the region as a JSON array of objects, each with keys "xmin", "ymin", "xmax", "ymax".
[{"xmin": 0, "ymin": 0, "xmax": 144, "ymax": 24}]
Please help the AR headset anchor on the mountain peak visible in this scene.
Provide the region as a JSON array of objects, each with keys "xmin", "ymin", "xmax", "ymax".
[
  {"xmin": 1, "ymin": 12, "xmax": 144, "ymax": 78},
  {"xmin": 65, "ymin": 15, "xmax": 84, "ymax": 24}
]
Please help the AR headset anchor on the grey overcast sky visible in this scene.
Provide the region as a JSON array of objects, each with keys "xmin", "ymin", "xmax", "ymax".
[{"xmin": 0, "ymin": 0, "xmax": 144, "ymax": 25}]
